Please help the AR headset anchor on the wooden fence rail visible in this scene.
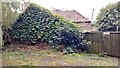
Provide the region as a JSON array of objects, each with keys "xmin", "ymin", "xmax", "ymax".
[{"xmin": 84, "ymin": 32, "xmax": 120, "ymax": 57}]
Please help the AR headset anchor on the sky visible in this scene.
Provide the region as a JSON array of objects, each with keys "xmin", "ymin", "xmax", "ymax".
[{"xmin": 31, "ymin": 0, "xmax": 119, "ymax": 21}]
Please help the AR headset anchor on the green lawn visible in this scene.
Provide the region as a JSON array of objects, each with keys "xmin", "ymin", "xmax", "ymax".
[{"xmin": 2, "ymin": 45, "xmax": 118, "ymax": 66}]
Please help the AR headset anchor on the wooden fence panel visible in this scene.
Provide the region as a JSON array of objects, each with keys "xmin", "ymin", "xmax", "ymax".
[
  {"xmin": 84, "ymin": 32, "xmax": 120, "ymax": 57},
  {"xmin": 84, "ymin": 32, "xmax": 103, "ymax": 53},
  {"xmin": 118, "ymin": 33, "xmax": 120, "ymax": 57},
  {"xmin": 105, "ymin": 32, "xmax": 120, "ymax": 57}
]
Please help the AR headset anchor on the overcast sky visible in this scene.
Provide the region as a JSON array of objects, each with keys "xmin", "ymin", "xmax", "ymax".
[{"xmin": 31, "ymin": 0, "xmax": 119, "ymax": 21}]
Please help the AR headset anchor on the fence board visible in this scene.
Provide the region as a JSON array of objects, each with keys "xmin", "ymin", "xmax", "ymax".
[
  {"xmin": 84, "ymin": 32, "xmax": 120, "ymax": 57},
  {"xmin": 84, "ymin": 32, "xmax": 103, "ymax": 53}
]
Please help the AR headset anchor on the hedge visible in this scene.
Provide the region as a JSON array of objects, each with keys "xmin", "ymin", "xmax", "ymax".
[{"xmin": 11, "ymin": 3, "xmax": 90, "ymax": 53}]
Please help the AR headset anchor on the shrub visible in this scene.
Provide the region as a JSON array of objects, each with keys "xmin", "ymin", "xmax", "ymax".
[
  {"xmin": 0, "ymin": 25, "xmax": 2, "ymax": 47},
  {"xmin": 11, "ymin": 3, "xmax": 89, "ymax": 53},
  {"xmin": 2, "ymin": 25, "xmax": 12, "ymax": 50},
  {"xmin": 95, "ymin": 2, "xmax": 120, "ymax": 31}
]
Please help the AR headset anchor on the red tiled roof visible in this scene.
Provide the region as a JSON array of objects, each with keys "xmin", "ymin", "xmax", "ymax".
[{"xmin": 53, "ymin": 10, "xmax": 91, "ymax": 23}]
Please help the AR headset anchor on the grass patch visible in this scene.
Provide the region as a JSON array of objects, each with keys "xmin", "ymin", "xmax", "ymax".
[{"xmin": 2, "ymin": 45, "xmax": 118, "ymax": 66}]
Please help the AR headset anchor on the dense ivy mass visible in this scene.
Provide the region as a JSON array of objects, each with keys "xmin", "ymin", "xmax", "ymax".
[
  {"xmin": 95, "ymin": 2, "xmax": 120, "ymax": 31},
  {"xmin": 11, "ymin": 3, "xmax": 89, "ymax": 52}
]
